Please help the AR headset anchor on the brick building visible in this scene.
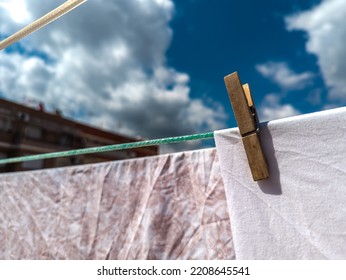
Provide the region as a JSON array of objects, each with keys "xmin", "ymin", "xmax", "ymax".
[{"xmin": 0, "ymin": 98, "xmax": 158, "ymax": 172}]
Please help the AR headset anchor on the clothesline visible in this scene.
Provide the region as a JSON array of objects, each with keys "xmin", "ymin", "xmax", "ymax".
[
  {"xmin": 0, "ymin": 0, "xmax": 87, "ymax": 50},
  {"xmin": 0, "ymin": 132, "xmax": 215, "ymax": 165}
]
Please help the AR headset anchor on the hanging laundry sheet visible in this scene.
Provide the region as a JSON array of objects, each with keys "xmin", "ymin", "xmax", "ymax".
[
  {"xmin": 1, "ymin": 107, "xmax": 345, "ymax": 260},
  {"xmin": 215, "ymin": 107, "xmax": 346, "ymax": 259},
  {"xmin": 0, "ymin": 148, "xmax": 234, "ymax": 260}
]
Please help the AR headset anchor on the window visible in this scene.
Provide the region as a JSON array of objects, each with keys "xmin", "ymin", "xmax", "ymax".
[{"xmin": 26, "ymin": 126, "xmax": 42, "ymax": 139}]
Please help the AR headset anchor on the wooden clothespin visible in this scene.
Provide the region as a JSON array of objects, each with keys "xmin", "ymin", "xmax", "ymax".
[{"xmin": 224, "ymin": 72, "xmax": 269, "ymax": 181}]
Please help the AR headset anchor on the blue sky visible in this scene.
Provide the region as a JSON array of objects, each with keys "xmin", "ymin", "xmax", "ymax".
[
  {"xmin": 0, "ymin": 0, "xmax": 345, "ymax": 152},
  {"xmin": 168, "ymin": 0, "xmax": 333, "ymax": 127}
]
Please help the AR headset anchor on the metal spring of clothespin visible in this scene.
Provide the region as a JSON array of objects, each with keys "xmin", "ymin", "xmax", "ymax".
[{"xmin": 224, "ymin": 72, "xmax": 269, "ymax": 181}]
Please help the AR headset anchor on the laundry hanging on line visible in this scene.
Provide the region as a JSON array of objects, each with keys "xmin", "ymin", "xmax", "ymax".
[
  {"xmin": 215, "ymin": 106, "xmax": 346, "ymax": 260},
  {"xmin": 0, "ymin": 107, "xmax": 346, "ymax": 259},
  {"xmin": 0, "ymin": 148, "xmax": 234, "ymax": 260}
]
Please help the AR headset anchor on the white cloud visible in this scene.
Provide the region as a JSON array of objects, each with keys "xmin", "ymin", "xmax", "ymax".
[
  {"xmin": 0, "ymin": 0, "xmax": 227, "ymax": 152},
  {"xmin": 256, "ymin": 62, "xmax": 314, "ymax": 90},
  {"xmin": 286, "ymin": 0, "xmax": 346, "ymax": 101},
  {"xmin": 259, "ymin": 94, "xmax": 300, "ymax": 121},
  {"xmin": 0, "ymin": 0, "xmax": 31, "ymax": 24}
]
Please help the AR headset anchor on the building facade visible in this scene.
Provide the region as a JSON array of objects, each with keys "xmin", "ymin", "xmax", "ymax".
[{"xmin": 0, "ymin": 98, "xmax": 158, "ymax": 172}]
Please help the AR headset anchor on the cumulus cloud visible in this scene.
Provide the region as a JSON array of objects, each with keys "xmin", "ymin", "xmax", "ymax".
[
  {"xmin": 0, "ymin": 0, "xmax": 227, "ymax": 152},
  {"xmin": 256, "ymin": 62, "xmax": 314, "ymax": 90},
  {"xmin": 286, "ymin": 0, "xmax": 346, "ymax": 102},
  {"xmin": 259, "ymin": 94, "xmax": 300, "ymax": 121},
  {"xmin": 255, "ymin": 62, "xmax": 302, "ymax": 121}
]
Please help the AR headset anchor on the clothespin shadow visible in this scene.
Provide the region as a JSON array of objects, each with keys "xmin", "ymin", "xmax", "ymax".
[
  {"xmin": 257, "ymin": 122, "xmax": 282, "ymax": 195},
  {"xmin": 224, "ymin": 72, "xmax": 269, "ymax": 181}
]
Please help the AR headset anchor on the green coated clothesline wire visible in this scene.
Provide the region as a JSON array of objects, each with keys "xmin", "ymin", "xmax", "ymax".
[{"xmin": 0, "ymin": 132, "xmax": 215, "ymax": 165}]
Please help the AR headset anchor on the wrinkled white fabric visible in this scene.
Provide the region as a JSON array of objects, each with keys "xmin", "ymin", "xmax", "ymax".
[
  {"xmin": 215, "ymin": 107, "xmax": 346, "ymax": 260},
  {"xmin": 0, "ymin": 148, "xmax": 234, "ymax": 260}
]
